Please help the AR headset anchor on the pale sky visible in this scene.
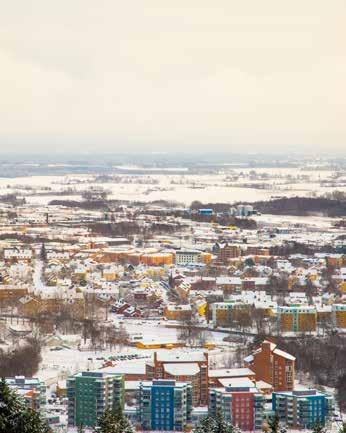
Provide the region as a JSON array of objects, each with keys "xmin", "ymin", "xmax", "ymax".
[{"xmin": 0, "ymin": 0, "xmax": 345, "ymax": 154}]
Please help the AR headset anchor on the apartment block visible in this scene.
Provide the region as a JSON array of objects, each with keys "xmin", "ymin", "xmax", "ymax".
[
  {"xmin": 211, "ymin": 301, "xmax": 250, "ymax": 327},
  {"xmin": 278, "ymin": 306, "xmax": 317, "ymax": 333},
  {"xmin": 332, "ymin": 303, "xmax": 346, "ymax": 328},
  {"xmin": 175, "ymin": 250, "xmax": 201, "ymax": 265},
  {"xmin": 246, "ymin": 245, "xmax": 270, "ymax": 256},
  {"xmin": 138, "ymin": 379, "xmax": 192, "ymax": 431},
  {"xmin": 4, "ymin": 248, "xmax": 33, "ymax": 262},
  {"xmin": 163, "ymin": 304, "xmax": 192, "ymax": 321},
  {"xmin": 67, "ymin": 371, "xmax": 124, "ymax": 427},
  {"xmin": 6, "ymin": 376, "xmax": 46, "ymax": 410},
  {"xmin": 244, "ymin": 340, "xmax": 295, "ymax": 392},
  {"xmin": 273, "ymin": 389, "xmax": 334, "ymax": 428},
  {"xmin": 213, "ymin": 243, "xmax": 241, "ymax": 263},
  {"xmin": 209, "ymin": 379, "xmax": 265, "ymax": 431}
]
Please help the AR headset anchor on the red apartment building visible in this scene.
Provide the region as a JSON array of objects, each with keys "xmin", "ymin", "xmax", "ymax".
[{"xmin": 244, "ymin": 340, "xmax": 295, "ymax": 391}]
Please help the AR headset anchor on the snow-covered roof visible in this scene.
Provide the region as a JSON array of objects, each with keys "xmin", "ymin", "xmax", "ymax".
[
  {"xmin": 273, "ymin": 348, "xmax": 296, "ymax": 361},
  {"xmin": 156, "ymin": 352, "xmax": 207, "ymax": 363},
  {"xmin": 209, "ymin": 368, "xmax": 255, "ymax": 378},
  {"xmin": 244, "ymin": 354, "xmax": 254, "ymax": 363},
  {"xmin": 164, "ymin": 362, "xmax": 200, "ymax": 376},
  {"xmin": 256, "ymin": 380, "xmax": 272, "ymax": 389},
  {"xmin": 101, "ymin": 362, "xmax": 146, "ymax": 376},
  {"xmin": 219, "ymin": 377, "xmax": 255, "ymax": 388}
]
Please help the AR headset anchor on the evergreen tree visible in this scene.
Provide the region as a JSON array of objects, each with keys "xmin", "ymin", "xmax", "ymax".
[
  {"xmin": 339, "ymin": 423, "xmax": 346, "ymax": 433},
  {"xmin": 244, "ymin": 257, "xmax": 255, "ymax": 267},
  {"xmin": 311, "ymin": 421, "xmax": 327, "ymax": 433},
  {"xmin": 77, "ymin": 424, "xmax": 85, "ymax": 433},
  {"xmin": 94, "ymin": 403, "xmax": 134, "ymax": 433},
  {"xmin": 193, "ymin": 412, "xmax": 241, "ymax": 433},
  {"xmin": 266, "ymin": 415, "xmax": 288, "ymax": 433},
  {"xmin": 0, "ymin": 378, "xmax": 51, "ymax": 433},
  {"xmin": 267, "ymin": 415, "xmax": 280, "ymax": 433},
  {"xmin": 193, "ymin": 415, "xmax": 216, "ymax": 433},
  {"xmin": 40, "ymin": 243, "xmax": 47, "ymax": 262},
  {"xmin": 214, "ymin": 410, "xmax": 234, "ymax": 433}
]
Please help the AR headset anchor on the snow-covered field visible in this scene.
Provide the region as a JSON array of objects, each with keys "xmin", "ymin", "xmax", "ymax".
[
  {"xmin": 0, "ymin": 167, "xmax": 345, "ymax": 206},
  {"xmin": 253, "ymin": 213, "xmax": 342, "ymax": 229}
]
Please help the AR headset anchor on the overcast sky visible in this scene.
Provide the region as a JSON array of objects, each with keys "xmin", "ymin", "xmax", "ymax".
[{"xmin": 1, "ymin": 0, "xmax": 345, "ymax": 154}]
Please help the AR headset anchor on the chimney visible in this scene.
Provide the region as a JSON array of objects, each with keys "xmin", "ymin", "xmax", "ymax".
[{"xmin": 262, "ymin": 341, "xmax": 272, "ymax": 359}]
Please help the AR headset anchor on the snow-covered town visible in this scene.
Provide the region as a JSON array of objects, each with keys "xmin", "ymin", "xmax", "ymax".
[
  {"xmin": 1, "ymin": 1, "xmax": 346, "ymax": 430},
  {"xmin": 0, "ymin": 174, "xmax": 345, "ymax": 432}
]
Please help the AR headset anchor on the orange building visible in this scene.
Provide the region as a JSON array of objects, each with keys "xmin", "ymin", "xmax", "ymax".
[
  {"xmin": 98, "ymin": 248, "xmax": 136, "ymax": 263},
  {"xmin": 163, "ymin": 304, "xmax": 192, "ymax": 321},
  {"xmin": 98, "ymin": 249, "xmax": 173, "ymax": 266},
  {"xmin": 339, "ymin": 281, "xmax": 346, "ymax": 294},
  {"xmin": 332, "ymin": 304, "xmax": 346, "ymax": 328},
  {"xmin": 326, "ymin": 255, "xmax": 344, "ymax": 268},
  {"xmin": 244, "ymin": 340, "xmax": 295, "ymax": 392},
  {"xmin": 200, "ymin": 252, "xmax": 213, "ymax": 264},
  {"xmin": 18, "ymin": 295, "xmax": 85, "ymax": 320},
  {"xmin": 246, "ymin": 246, "xmax": 270, "ymax": 256},
  {"xmin": 214, "ymin": 243, "xmax": 241, "ymax": 264},
  {"xmin": 317, "ymin": 307, "xmax": 332, "ymax": 324},
  {"xmin": 211, "ymin": 301, "xmax": 250, "ymax": 327},
  {"xmin": 0, "ymin": 286, "xmax": 28, "ymax": 301},
  {"xmin": 140, "ymin": 253, "xmax": 173, "ymax": 266},
  {"xmin": 278, "ymin": 306, "xmax": 317, "ymax": 333}
]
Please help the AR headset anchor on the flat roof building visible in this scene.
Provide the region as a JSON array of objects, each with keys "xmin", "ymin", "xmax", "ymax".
[{"xmin": 138, "ymin": 379, "xmax": 192, "ymax": 431}]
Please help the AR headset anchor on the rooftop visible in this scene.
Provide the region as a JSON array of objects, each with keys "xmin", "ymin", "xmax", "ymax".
[
  {"xmin": 164, "ymin": 362, "xmax": 200, "ymax": 376},
  {"xmin": 209, "ymin": 367, "xmax": 255, "ymax": 378}
]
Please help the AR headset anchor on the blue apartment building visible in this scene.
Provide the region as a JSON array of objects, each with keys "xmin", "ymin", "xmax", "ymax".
[
  {"xmin": 273, "ymin": 389, "xmax": 334, "ymax": 428},
  {"xmin": 138, "ymin": 379, "xmax": 192, "ymax": 431}
]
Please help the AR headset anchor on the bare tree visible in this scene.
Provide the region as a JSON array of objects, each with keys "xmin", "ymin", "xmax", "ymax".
[
  {"xmin": 251, "ymin": 307, "xmax": 267, "ymax": 334},
  {"xmin": 178, "ymin": 318, "xmax": 209, "ymax": 347},
  {"xmin": 0, "ymin": 337, "xmax": 42, "ymax": 377}
]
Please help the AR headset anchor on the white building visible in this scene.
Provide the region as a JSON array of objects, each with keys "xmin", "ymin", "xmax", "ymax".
[
  {"xmin": 175, "ymin": 250, "xmax": 201, "ymax": 265},
  {"xmin": 4, "ymin": 248, "xmax": 33, "ymax": 261}
]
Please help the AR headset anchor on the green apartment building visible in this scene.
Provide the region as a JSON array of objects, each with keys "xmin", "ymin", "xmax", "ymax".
[{"xmin": 67, "ymin": 371, "xmax": 124, "ymax": 427}]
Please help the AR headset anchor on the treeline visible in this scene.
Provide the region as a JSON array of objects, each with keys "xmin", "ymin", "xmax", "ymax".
[
  {"xmin": 0, "ymin": 194, "xmax": 26, "ymax": 206},
  {"xmin": 0, "ymin": 338, "xmax": 42, "ymax": 377},
  {"xmin": 142, "ymin": 208, "xmax": 257, "ymax": 230},
  {"xmin": 323, "ymin": 190, "xmax": 346, "ymax": 201},
  {"xmin": 88, "ymin": 221, "xmax": 141, "ymax": 236},
  {"xmin": 252, "ymin": 196, "xmax": 346, "ymax": 217},
  {"xmin": 134, "ymin": 199, "xmax": 184, "ymax": 208},
  {"xmin": 189, "ymin": 213, "xmax": 257, "ymax": 229},
  {"xmin": 49, "ymin": 198, "xmax": 184, "ymax": 212},
  {"xmin": 269, "ymin": 242, "xmax": 333, "ymax": 256},
  {"xmin": 0, "ymin": 233, "xmax": 72, "ymax": 244},
  {"xmin": 190, "ymin": 200, "xmax": 232, "ymax": 212},
  {"xmin": 88, "ymin": 221, "xmax": 185, "ymax": 237},
  {"xmin": 49, "ymin": 199, "xmax": 109, "ymax": 210}
]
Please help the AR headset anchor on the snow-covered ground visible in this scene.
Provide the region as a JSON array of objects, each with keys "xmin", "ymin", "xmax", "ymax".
[
  {"xmin": 32, "ymin": 259, "xmax": 49, "ymax": 294},
  {"xmin": 38, "ymin": 318, "xmax": 235, "ymax": 383},
  {"xmin": 1, "ymin": 168, "xmax": 345, "ymax": 206},
  {"xmin": 253, "ymin": 213, "xmax": 341, "ymax": 229}
]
